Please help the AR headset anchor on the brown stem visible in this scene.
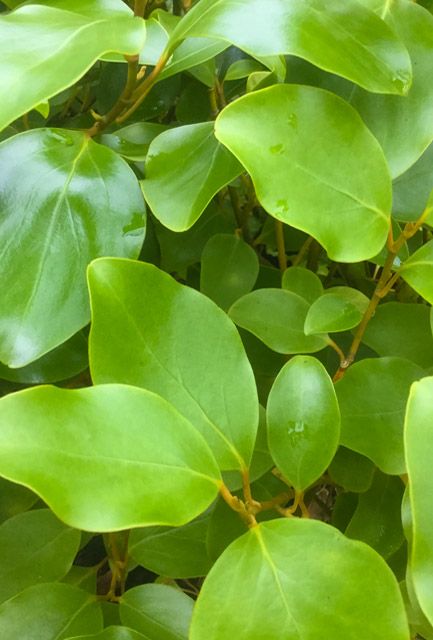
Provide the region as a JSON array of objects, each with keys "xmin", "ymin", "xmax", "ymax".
[
  {"xmin": 134, "ymin": 0, "xmax": 148, "ymax": 16},
  {"xmin": 275, "ymin": 220, "xmax": 287, "ymax": 272}
]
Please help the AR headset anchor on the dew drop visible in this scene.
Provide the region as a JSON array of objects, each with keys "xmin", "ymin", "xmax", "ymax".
[{"xmin": 287, "ymin": 420, "xmax": 307, "ymax": 440}]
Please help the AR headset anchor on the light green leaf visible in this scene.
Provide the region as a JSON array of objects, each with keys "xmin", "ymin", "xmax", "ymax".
[
  {"xmin": 224, "ymin": 59, "xmax": 264, "ymax": 82},
  {"xmin": 399, "ymin": 239, "xmax": 433, "ymax": 304},
  {"xmin": 336, "ymin": 357, "xmax": 424, "ymax": 475},
  {"xmin": 405, "ymin": 376, "xmax": 433, "ymax": 627},
  {"xmin": 229, "ymin": 289, "xmax": 328, "ymax": 354},
  {"xmin": 34, "ymin": 100, "xmax": 49, "ymax": 119},
  {"xmin": 281, "ymin": 266, "xmax": 323, "ymax": 304},
  {"xmin": 141, "ymin": 123, "xmax": 242, "ymax": 231},
  {"xmin": 0, "ymin": 332, "xmax": 88, "ymax": 384},
  {"xmin": 215, "ymin": 85, "xmax": 391, "ymax": 262},
  {"xmin": 120, "ymin": 584, "xmax": 193, "ymax": 640},
  {"xmin": 362, "ymin": 302, "xmax": 433, "ymax": 368},
  {"xmin": 304, "ymin": 287, "xmax": 369, "ymax": 335},
  {"xmin": 267, "ymin": 356, "xmax": 340, "ymax": 491},
  {"xmin": 0, "ymin": 509, "xmax": 81, "ymax": 603},
  {"xmin": 168, "ymin": 0, "xmax": 411, "ymax": 95},
  {"xmin": 345, "ymin": 472, "xmax": 405, "ymax": 558},
  {"xmin": 66, "ymin": 628, "xmax": 147, "ymax": 640},
  {"xmin": 129, "ymin": 512, "xmax": 212, "ymax": 579},
  {"xmin": 0, "ymin": 1, "xmax": 146, "ymax": 131},
  {"xmin": 99, "ymin": 122, "xmax": 168, "ymax": 162},
  {"xmin": 328, "ymin": 447, "xmax": 376, "ymax": 493},
  {"xmin": 0, "ymin": 129, "xmax": 146, "ymax": 368},
  {"xmin": 0, "ymin": 583, "xmax": 103, "ymax": 639},
  {"xmin": 200, "ymin": 234, "xmax": 259, "ymax": 310},
  {"xmin": 0, "ymin": 384, "xmax": 221, "ymax": 531},
  {"xmin": 190, "ymin": 518, "xmax": 410, "ymax": 640},
  {"xmin": 88, "ymin": 258, "xmax": 258, "ymax": 471},
  {"xmin": 351, "ymin": 0, "xmax": 433, "ymax": 178}
]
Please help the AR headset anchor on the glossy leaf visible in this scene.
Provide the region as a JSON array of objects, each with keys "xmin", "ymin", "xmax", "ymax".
[
  {"xmin": 399, "ymin": 239, "xmax": 433, "ymax": 304},
  {"xmin": 168, "ymin": 0, "xmax": 412, "ymax": 95},
  {"xmin": 351, "ymin": 0, "xmax": 433, "ymax": 178},
  {"xmin": 336, "ymin": 357, "xmax": 424, "ymax": 474},
  {"xmin": 305, "ymin": 287, "xmax": 369, "ymax": 335},
  {"xmin": 328, "ymin": 447, "xmax": 376, "ymax": 493},
  {"xmin": 281, "ymin": 266, "xmax": 323, "ymax": 304},
  {"xmin": 0, "ymin": 509, "xmax": 81, "ymax": 603},
  {"xmin": 0, "ymin": 1, "xmax": 146, "ymax": 131},
  {"xmin": 88, "ymin": 258, "xmax": 258, "ymax": 471},
  {"xmin": 66, "ymin": 628, "xmax": 147, "ymax": 640},
  {"xmin": 267, "ymin": 356, "xmax": 340, "ymax": 491},
  {"xmin": 0, "ymin": 583, "xmax": 103, "ymax": 639},
  {"xmin": 200, "ymin": 234, "xmax": 259, "ymax": 310},
  {"xmin": 362, "ymin": 302, "xmax": 433, "ymax": 368},
  {"xmin": 99, "ymin": 122, "xmax": 167, "ymax": 162},
  {"xmin": 229, "ymin": 289, "xmax": 327, "ymax": 354},
  {"xmin": 141, "ymin": 123, "xmax": 242, "ymax": 231},
  {"xmin": 0, "ymin": 129, "xmax": 146, "ymax": 367},
  {"xmin": 120, "ymin": 584, "xmax": 193, "ymax": 640},
  {"xmin": 405, "ymin": 376, "xmax": 433, "ymax": 626},
  {"xmin": 345, "ymin": 472, "xmax": 405, "ymax": 558},
  {"xmin": 129, "ymin": 512, "xmax": 212, "ymax": 578},
  {"xmin": 190, "ymin": 518, "xmax": 409, "ymax": 640},
  {"xmin": 215, "ymin": 85, "xmax": 391, "ymax": 262},
  {"xmin": 0, "ymin": 384, "xmax": 221, "ymax": 531}
]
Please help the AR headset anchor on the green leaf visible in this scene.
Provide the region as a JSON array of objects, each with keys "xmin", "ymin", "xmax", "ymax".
[
  {"xmin": 206, "ymin": 496, "xmax": 246, "ymax": 562},
  {"xmin": 168, "ymin": 0, "xmax": 411, "ymax": 95},
  {"xmin": 399, "ymin": 239, "xmax": 433, "ymax": 304},
  {"xmin": 393, "ymin": 143, "xmax": 433, "ymax": 222},
  {"xmin": 0, "ymin": 1, "xmax": 146, "ymax": 131},
  {"xmin": 88, "ymin": 258, "xmax": 258, "ymax": 471},
  {"xmin": 200, "ymin": 234, "xmax": 259, "ymax": 310},
  {"xmin": 266, "ymin": 356, "xmax": 340, "ymax": 491},
  {"xmin": 345, "ymin": 472, "xmax": 405, "ymax": 558},
  {"xmin": 350, "ymin": 0, "xmax": 433, "ymax": 178},
  {"xmin": 141, "ymin": 123, "xmax": 242, "ymax": 231},
  {"xmin": 190, "ymin": 518, "xmax": 410, "ymax": 640},
  {"xmin": 362, "ymin": 302, "xmax": 433, "ymax": 368},
  {"xmin": 336, "ymin": 357, "xmax": 424, "ymax": 475},
  {"xmin": 0, "ymin": 332, "xmax": 88, "ymax": 384},
  {"xmin": 0, "ymin": 129, "xmax": 146, "ymax": 368},
  {"xmin": 405, "ymin": 376, "xmax": 433, "ymax": 626},
  {"xmin": 0, "ymin": 384, "xmax": 221, "ymax": 531},
  {"xmin": 281, "ymin": 266, "xmax": 323, "ymax": 304},
  {"xmin": 215, "ymin": 85, "xmax": 391, "ymax": 262},
  {"xmin": 224, "ymin": 59, "xmax": 264, "ymax": 82},
  {"xmin": 228, "ymin": 289, "xmax": 328, "ymax": 354},
  {"xmin": 0, "ymin": 478, "xmax": 38, "ymax": 524},
  {"xmin": 328, "ymin": 447, "xmax": 376, "ymax": 493},
  {"xmin": 99, "ymin": 123, "xmax": 168, "ymax": 162},
  {"xmin": 0, "ymin": 583, "xmax": 102, "ymax": 639},
  {"xmin": 0, "ymin": 509, "xmax": 81, "ymax": 603},
  {"xmin": 305, "ymin": 287, "xmax": 369, "ymax": 335},
  {"xmin": 120, "ymin": 584, "xmax": 193, "ymax": 640},
  {"xmin": 129, "ymin": 512, "xmax": 212, "ymax": 579},
  {"xmin": 66, "ymin": 628, "xmax": 147, "ymax": 640}
]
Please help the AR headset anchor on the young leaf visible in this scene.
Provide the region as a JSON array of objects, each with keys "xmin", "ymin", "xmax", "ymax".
[
  {"xmin": 0, "ymin": 583, "xmax": 103, "ymax": 640},
  {"xmin": 405, "ymin": 376, "xmax": 433, "ymax": 627},
  {"xmin": 399, "ymin": 239, "xmax": 433, "ymax": 304},
  {"xmin": 266, "ymin": 356, "xmax": 340, "ymax": 491},
  {"xmin": 229, "ymin": 289, "xmax": 328, "ymax": 354},
  {"xmin": 88, "ymin": 258, "xmax": 258, "ymax": 471},
  {"xmin": 362, "ymin": 302, "xmax": 433, "ymax": 368},
  {"xmin": 281, "ymin": 266, "xmax": 323, "ymax": 303},
  {"xmin": 345, "ymin": 472, "xmax": 405, "ymax": 558},
  {"xmin": 304, "ymin": 287, "xmax": 369, "ymax": 334},
  {"xmin": 168, "ymin": 0, "xmax": 411, "ymax": 95},
  {"xmin": 215, "ymin": 85, "xmax": 391, "ymax": 262},
  {"xmin": 200, "ymin": 234, "xmax": 259, "ymax": 310},
  {"xmin": 0, "ymin": 129, "xmax": 146, "ymax": 368},
  {"xmin": 129, "ymin": 512, "xmax": 212, "ymax": 578},
  {"xmin": 190, "ymin": 519, "xmax": 410, "ymax": 640},
  {"xmin": 120, "ymin": 584, "xmax": 193, "ymax": 640},
  {"xmin": 141, "ymin": 123, "xmax": 242, "ymax": 231},
  {"xmin": 0, "ymin": 385, "xmax": 221, "ymax": 532},
  {"xmin": 336, "ymin": 357, "xmax": 424, "ymax": 475},
  {"xmin": 0, "ymin": 509, "xmax": 81, "ymax": 604},
  {"xmin": 0, "ymin": 1, "xmax": 146, "ymax": 131}
]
